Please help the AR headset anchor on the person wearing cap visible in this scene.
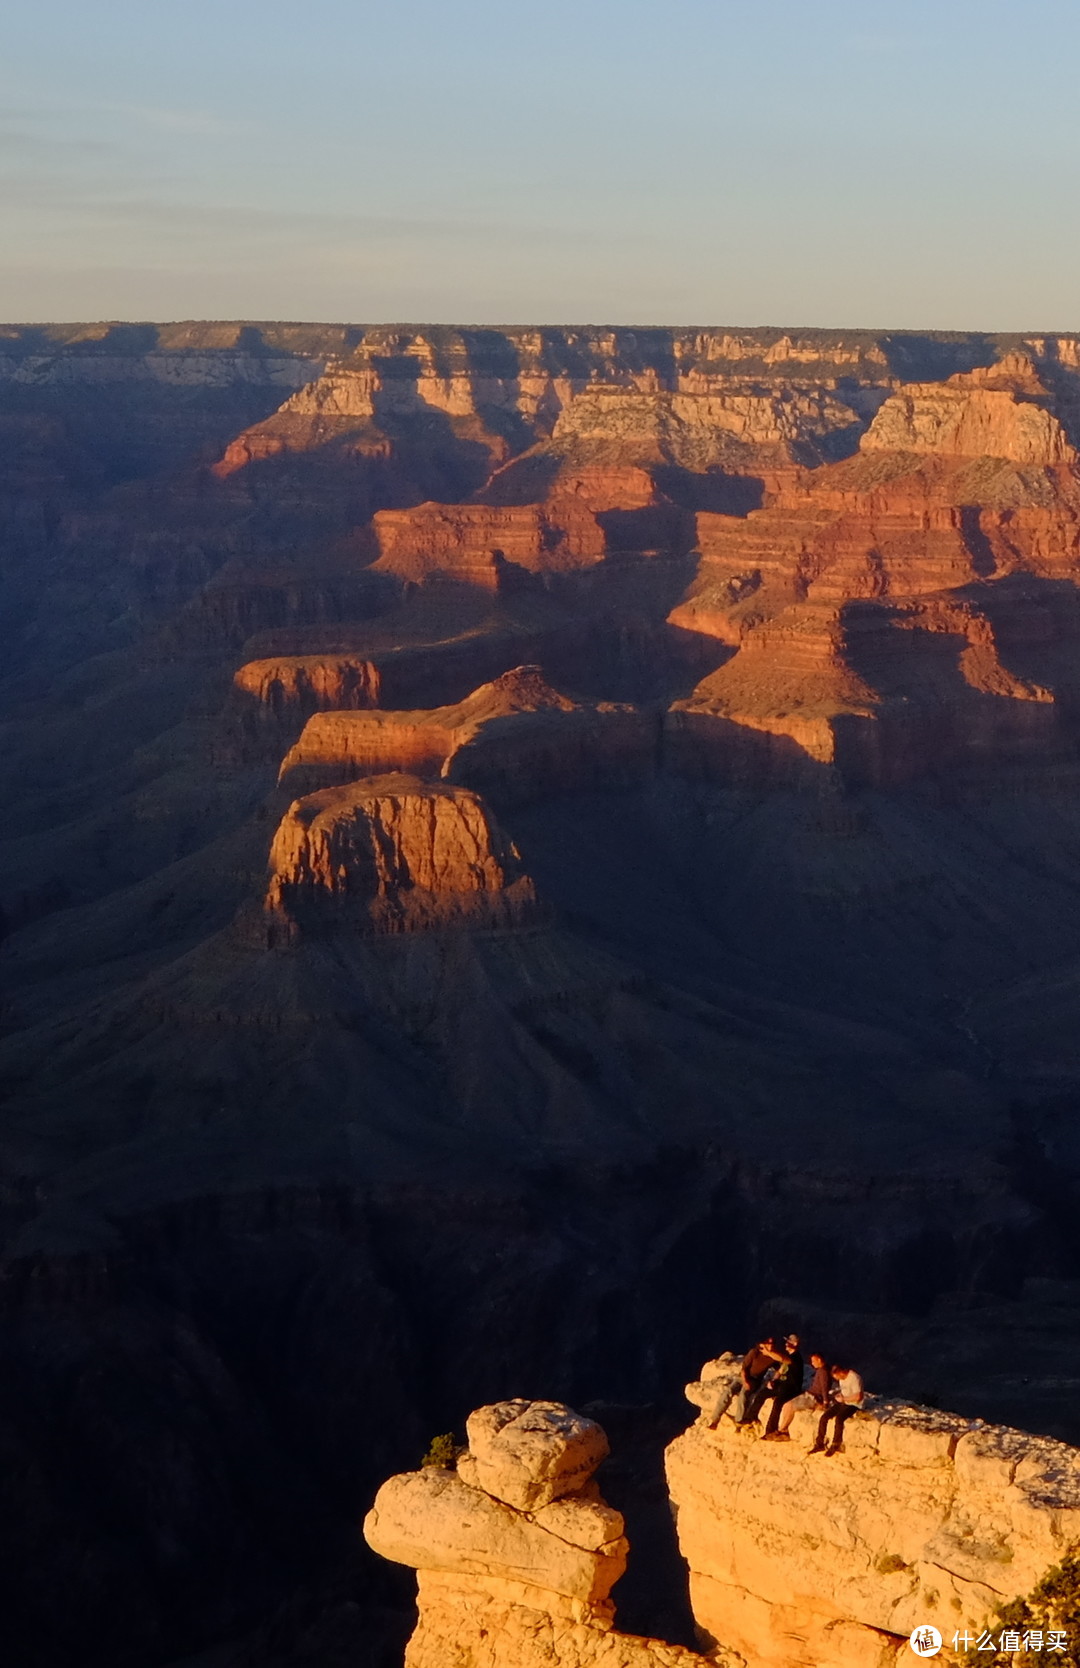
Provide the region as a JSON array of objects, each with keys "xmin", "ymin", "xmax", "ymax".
[{"xmin": 759, "ymin": 1333, "xmax": 804, "ymax": 1439}]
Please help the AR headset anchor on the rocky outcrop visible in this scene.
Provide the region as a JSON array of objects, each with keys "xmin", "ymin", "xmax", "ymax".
[
  {"xmin": 370, "ymin": 466, "xmax": 692, "ymax": 589},
  {"xmin": 264, "ymin": 773, "xmax": 538, "ymax": 935},
  {"xmin": 365, "ymin": 1400, "xmax": 713, "ymax": 1668},
  {"xmin": 370, "ymin": 500, "xmax": 608, "ymax": 585},
  {"xmin": 277, "ymin": 666, "xmax": 654, "ymax": 804},
  {"xmin": 550, "ymin": 382, "xmax": 868, "ymax": 473},
  {"xmin": 863, "ymin": 355, "xmax": 1078, "ymax": 464},
  {"xmin": 667, "ymin": 589, "xmax": 1064, "ymax": 787},
  {"xmin": 667, "ymin": 1384, "xmax": 1080, "ymax": 1668}
]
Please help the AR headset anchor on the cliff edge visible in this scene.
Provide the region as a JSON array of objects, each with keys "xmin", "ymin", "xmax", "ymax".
[
  {"xmin": 668, "ymin": 1377, "xmax": 1080, "ymax": 1667},
  {"xmin": 365, "ymin": 1399, "xmax": 715, "ymax": 1668}
]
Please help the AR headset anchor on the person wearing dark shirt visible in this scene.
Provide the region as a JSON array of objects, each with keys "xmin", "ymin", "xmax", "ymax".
[
  {"xmin": 732, "ymin": 1337, "xmax": 777, "ymax": 1429},
  {"xmin": 761, "ymin": 1334, "xmax": 804, "ymax": 1437},
  {"xmin": 767, "ymin": 1351, "xmax": 830, "ymax": 1441}
]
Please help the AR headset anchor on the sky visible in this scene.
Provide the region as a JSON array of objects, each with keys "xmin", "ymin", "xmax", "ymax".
[{"xmin": 2, "ymin": 0, "xmax": 1079, "ymax": 330}]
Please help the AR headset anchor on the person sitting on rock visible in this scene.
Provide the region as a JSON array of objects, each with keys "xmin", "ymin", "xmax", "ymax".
[
  {"xmin": 759, "ymin": 1333, "xmax": 804, "ymax": 1439},
  {"xmin": 809, "ymin": 1362, "xmax": 865, "ymax": 1455},
  {"xmin": 731, "ymin": 1336, "xmax": 777, "ymax": 1429},
  {"xmin": 766, "ymin": 1349, "xmax": 830, "ymax": 1441}
]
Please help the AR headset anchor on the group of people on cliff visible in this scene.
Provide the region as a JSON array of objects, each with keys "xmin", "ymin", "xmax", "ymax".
[{"xmin": 698, "ymin": 1334, "xmax": 865, "ymax": 1455}]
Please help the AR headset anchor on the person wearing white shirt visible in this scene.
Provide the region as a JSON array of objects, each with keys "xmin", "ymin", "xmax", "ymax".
[{"xmin": 809, "ymin": 1363, "xmax": 865, "ymax": 1455}]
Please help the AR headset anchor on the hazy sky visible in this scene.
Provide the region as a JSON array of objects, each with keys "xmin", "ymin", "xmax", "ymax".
[{"xmin": 2, "ymin": 0, "xmax": 1078, "ymax": 328}]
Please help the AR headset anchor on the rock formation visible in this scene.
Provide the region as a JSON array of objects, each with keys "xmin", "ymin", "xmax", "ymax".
[
  {"xmin": 264, "ymin": 774, "xmax": 538, "ymax": 936},
  {"xmin": 668, "ymin": 1376, "xmax": 1080, "ymax": 1668},
  {"xmin": 366, "ymin": 1401, "xmax": 713, "ymax": 1668},
  {"xmin": 861, "ymin": 354, "xmax": 1078, "ymax": 465},
  {"xmin": 665, "ymin": 353, "xmax": 1080, "ymax": 786},
  {"xmin": 275, "ymin": 665, "xmax": 654, "ymax": 804},
  {"xmin": 369, "ymin": 1385, "xmax": 1080, "ymax": 1668}
]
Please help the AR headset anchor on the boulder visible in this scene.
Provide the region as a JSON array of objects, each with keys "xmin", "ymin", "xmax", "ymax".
[
  {"xmin": 464, "ymin": 1400, "xmax": 611, "ymax": 1511},
  {"xmin": 364, "ymin": 1401, "xmax": 716, "ymax": 1667},
  {"xmin": 363, "ymin": 1466, "xmax": 625, "ymax": 1605}
]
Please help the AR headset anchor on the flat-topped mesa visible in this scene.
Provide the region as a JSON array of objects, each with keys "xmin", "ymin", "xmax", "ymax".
[
  {"xmin": 230, "ymin": 587, "xmax": 553, "ymax": 727},
  {"xmin": 666, "ymin": 603, "xmax": 878, "ymax": 784},
  {"xmin": 277, "ymin": 665, "xmax": 655, "ymax": 804},
  {"xmin": 264, "ymin": 774, "xmax": 538, "ymax": 938},
  {"xmin": 862, "ymin": 354, "xmax": 1079, "ymax": 465},
  {"xmin": 364, "ymin": 1399, "xmax": 714, "ymax": 1668},
  {"xmin": 370, "ymin": 501, "xmax": 605, "ymax": 587},
  {"xmin": 369, "ymin": 464, "xmax": 693, "ymax": 590},
  {"xmin": 668, "ymin": 1365, "xmax": 1080, "ymax": 1668},
  {"xmin": 234, "ymin": 652, "xmax": 383, "ymax": 715}
]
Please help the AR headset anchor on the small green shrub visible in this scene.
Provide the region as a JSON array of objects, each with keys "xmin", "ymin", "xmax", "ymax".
[
  {"xmin": 875, "ymin": 1552, "xmax": 908, "ymax": 1575},
  {"xmin": 420, "ymin": 1433, "xmax": 459, "ymax": 1470},
  {"xmin": 987, "ymin": 1546, "xmax": 1080, "ymax": 1664}
]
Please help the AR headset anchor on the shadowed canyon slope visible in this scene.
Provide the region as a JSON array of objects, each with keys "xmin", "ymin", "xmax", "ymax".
[{"xmin": 6, "ymin": 323, "xmax": 1080, "ymax": 1666}]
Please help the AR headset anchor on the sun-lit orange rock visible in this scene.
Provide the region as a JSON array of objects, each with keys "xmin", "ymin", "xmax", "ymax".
[
  {"xmin": 264, "ymin": 774, "xmax": 538, "ymax": 937},
  {"xmin": 668, "ymin": 1384, "xmax": 1080, "ymax": 1668},
  {"xmin": 863, "ymin": 354, "xmax": 1078, "ymax": 465},
  {"xmin": 276, "ymin": 665, "xmax": 654, "ymax": 803},
  {"xmin": 365, "ymin": 1402, "xmax": 713, "ymax": 1668}
]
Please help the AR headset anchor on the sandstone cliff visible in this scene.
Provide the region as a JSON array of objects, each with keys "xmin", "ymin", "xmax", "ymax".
[
  {"xmin": 264, "ymin": 773, "xmax": 538, "ymax": 936},
  {"xmin": 668, "ymin": 1394, "xmax": 1080, "ymax": 1668},
  {"xmin": 366, "ymin": 1400, "xmax": 714, "ymax": 1668},
  {"xmin": 665, "ymin": 355, "xmax": 1080, "ymax": 787},
  {"xmin": 275, "ymin": 665, "xmax": 654, "ymax": 804},
  {"xmin": 862, "ymin": 355, "xmax": 1078, "ymax": 465}
]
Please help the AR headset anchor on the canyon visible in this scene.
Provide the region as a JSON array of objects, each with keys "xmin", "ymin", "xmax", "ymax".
[{"xmin": 5, "ymin": 323, "xmax": 1080, "ymax": 1666}]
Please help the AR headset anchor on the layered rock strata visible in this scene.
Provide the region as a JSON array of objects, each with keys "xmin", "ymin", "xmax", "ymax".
[
  {"xmin": 862, "ymin": 354, "xmax": 1078, "ymax": 464},
  {"xmin": 264, "ymin": 774, "xmax": 538, "ymax": 936},
  {"xmin": 209, "ymin": 325, "xmax": 902, "ymax": 484},
  {"xmin": 365, "ymin": 1400, "xmax": 713, "ymax": 1668},
  {"xmin": 276, "ymin": 665, "xmax": 654, "ymax": 804},
  {"xmin": 668, "ymin": 1385, "xmax": 1080, "ymax": 1668},
  {"xmin": 666, "ymin": 356, "xmax": 1080, "ymax": 785},
  {"xmin": 11, "ymin": 324, "xmax": 1080, "ymax": 1668},
  {"xmin": 370, "ymin": 464, "xmax": 691, "ymax": 588}
]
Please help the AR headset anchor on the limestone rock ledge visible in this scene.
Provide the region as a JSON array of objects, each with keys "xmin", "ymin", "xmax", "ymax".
[
  {"xmin": 365, "ymin": 1399, "xmax": 715, "ymax": 1668},
  {"xmin": 666, "ymin": 1399, "xmax": 1080, "ymax": 1668}
]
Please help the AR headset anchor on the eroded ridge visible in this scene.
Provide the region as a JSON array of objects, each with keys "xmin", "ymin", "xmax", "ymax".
[{"xmin": 276, "ymin": 664, "xmax": 654, "ymax": 803}]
